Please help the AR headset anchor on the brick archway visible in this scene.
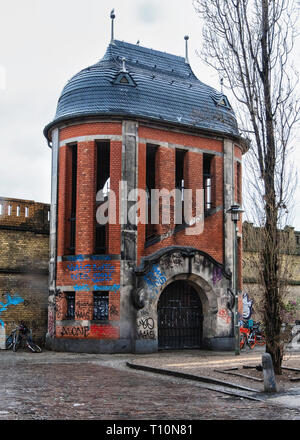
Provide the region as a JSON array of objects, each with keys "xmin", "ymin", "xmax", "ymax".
[{"xmin": 134, "ymin": 246, "xmax": 234, "ymax": 353}]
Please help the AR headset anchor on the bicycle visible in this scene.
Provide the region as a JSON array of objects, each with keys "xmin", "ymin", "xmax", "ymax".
[
  {"xmin": 5, "ymin": 328, "xmax": 17, "ymax": 350},
  {"xmin": 5, "ymin": 323, "xmax": 42, "ymax": 353},
  {"xmin": 240, "ymin": 320, "xmax": 266, "ymax": 350}
]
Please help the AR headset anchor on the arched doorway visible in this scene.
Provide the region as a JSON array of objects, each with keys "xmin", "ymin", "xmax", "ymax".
[{"xmin": 158, "ymin": 280, "xmax": 203, "ymax": 350}]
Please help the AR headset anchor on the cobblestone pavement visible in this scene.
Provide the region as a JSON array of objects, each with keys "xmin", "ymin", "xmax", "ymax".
[{"xmin": 0, "ymin": 349, "xmax": 300, "ymax": 420}]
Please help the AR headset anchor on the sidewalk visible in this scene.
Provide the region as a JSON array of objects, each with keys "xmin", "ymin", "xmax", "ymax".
[{"xmin": 128, "ymin": 346, "xmax": 300, "ymax": 406}]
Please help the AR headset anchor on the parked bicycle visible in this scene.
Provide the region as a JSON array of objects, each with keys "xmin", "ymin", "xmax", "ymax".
[
  {"xmin": 5, "ymin": 322, "xmax": 42, "ymax": 353},
  {"xmin": 240, "ymin": 320, "xmax": 266, "ymax": 350}
]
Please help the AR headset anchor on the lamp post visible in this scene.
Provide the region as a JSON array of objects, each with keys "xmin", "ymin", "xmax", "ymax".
[{"xmin": 227, "ymin": 204, "xmax": 244, "ymax": 356}]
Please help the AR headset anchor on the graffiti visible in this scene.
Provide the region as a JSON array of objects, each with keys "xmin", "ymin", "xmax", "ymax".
[
  {"xmin": 55, "ymin": 301, "xmax": 64, "ymax": 320},
  {"xmin": 65, "ymin": 257, "xmax": 119, "ymax": 314},
  {"xmin": 91, "ymin": 255, "xmax": 111, "ymax": 261},
  {"xmin": 60, "ymin": 326, "xmax": 89, "ymax": 337},
  {"xmin": 75, "ymin": 311, "xmax": 91, "ymax": 320},
  {"xmin": 137, "ymin": 316, "xmax": 155, "ymax": 339},
  {"xmin": 55, "ymin": 290, "xmax": 64, "ymax": 299},
  {"xmin": 242, "ymin": 292, "xmax": 253, "ymax": 319},
  {"xmin": 138, "ymin": 329, "xmax": 155, "ymax": 339},
  {"xmin": 160, "ymin": 253, "xmax": 184, "ymax": 270},
  {"xmin": 76, "ymin": 301, "xmax": 91, "ymax": 308},
  {"xmin": 0, "ymin": 294, "xmax": 24, "ymax": 328},
  {"xmin": 217, "ymin": 308, "xmax": 231, "ymax": 324},
  {"xmin": 73, "ymin": 284, "xmax": 89, "ymax": 291},
  {"xmin": 288, "ymin": 324, "xmax": 300, "ymax": 349},
  {"xmin": 138, "ymin": 317, "xmax": 154, "ymax": 330},
  {"xmin": 144, "ymin": 265, "xmax": 167, "ymax": 297},
  {"xmin": 73, "ymin": 283, "xmax": 120, "ymax": 292},
  {"xmin": 48, "ymin": 308, "xmax": 55, "ymax": 337},
  {"xmin": 109, "ymin": 304, "xmax": 119, "ymax": 317},
  {"xmin": 67, "ymin": 263, "xmax": 115, "ymax": 282},
  {"xmin": 65, "ymin": 254, "xmax": 111, "ymax": 262},
  {"xmin": 212, "ymin": 267, "xmax": 223, "ymax": 285},
  {"xmin": 94, "ymin": 284, "xmax": 120, "ymax": 292}
]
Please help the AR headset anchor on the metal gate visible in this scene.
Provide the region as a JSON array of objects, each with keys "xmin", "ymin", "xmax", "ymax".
[{"xmin": 158, "ymin": 281, "xmax": 203, "ymax": 350}]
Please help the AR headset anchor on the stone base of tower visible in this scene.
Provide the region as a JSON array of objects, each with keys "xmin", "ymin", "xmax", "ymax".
[
  {"xmin": 45, "ymin": 334, "xmax": 235, "ymax": 354},
  {"xmin": 45, "ymin": 334, "xmax": 133, "ymax": 354},
  {"xmin": 203, "ymin": 337, "xmax": 235, "ymax": 351}
]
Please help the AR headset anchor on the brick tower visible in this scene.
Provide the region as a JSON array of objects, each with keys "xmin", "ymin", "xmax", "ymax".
[{"xmin": 44, "ymin": 31, "xmax": 247, "ymax": 353}]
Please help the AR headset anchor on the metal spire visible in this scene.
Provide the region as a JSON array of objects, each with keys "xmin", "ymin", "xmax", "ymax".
[
  {"xmin": 122, "ymin": 57, "xmax": 128, "ymax": 72},
  {"xmin": 184, "ymin": 35, "xmax": 189, "ymax": 64},
  {"xmin": 110, "ymin": 9, "xmax": 116, "ymax": 45}
]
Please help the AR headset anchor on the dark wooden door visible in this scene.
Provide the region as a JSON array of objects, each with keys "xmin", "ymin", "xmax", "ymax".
[{"xmin": 158, "ymin": 281, "xmax": 203, "ymax": 350}]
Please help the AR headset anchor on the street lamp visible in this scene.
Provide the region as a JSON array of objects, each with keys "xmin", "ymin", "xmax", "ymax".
[{"xmin": 227, "ymin": 204, "xmax": 244, "ymax": 356}]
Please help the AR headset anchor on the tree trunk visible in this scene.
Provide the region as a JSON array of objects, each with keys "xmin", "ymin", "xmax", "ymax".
[{"xmin": 260, "ymin": 0, "xmax": 283, "ymax": 375}]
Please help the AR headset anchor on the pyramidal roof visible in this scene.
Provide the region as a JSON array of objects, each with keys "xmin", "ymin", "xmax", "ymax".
[{"xmin": 44, "ymin": 40, "xmax": 239, "ymax": 140}]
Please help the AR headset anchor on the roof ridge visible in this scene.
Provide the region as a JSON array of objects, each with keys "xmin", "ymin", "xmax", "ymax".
[{"xmin": 113, "ymin": 40, "xmax": 186, "ymax": 62}]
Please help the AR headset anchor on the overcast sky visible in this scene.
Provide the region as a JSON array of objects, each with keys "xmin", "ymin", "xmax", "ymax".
[{"xmin": 0, "ymin": 0, "xmax": 299, "ymax": 229}]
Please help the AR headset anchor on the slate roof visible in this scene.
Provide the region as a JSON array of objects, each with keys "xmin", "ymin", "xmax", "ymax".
[{"xmin": 44, "ymin": 40, "xmax": 240, "ymax": 140}]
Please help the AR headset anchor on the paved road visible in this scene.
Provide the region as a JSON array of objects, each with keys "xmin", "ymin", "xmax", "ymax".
[{"xmin": 0, "ymin": 350, "xmax": 300, "ymax": 420}]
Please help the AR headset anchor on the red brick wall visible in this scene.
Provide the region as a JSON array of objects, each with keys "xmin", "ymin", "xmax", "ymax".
[
  {"xmin": 139, "ymin": 126, "xmax": 223, "ymax": 153},
  {"xmin": 54, "ymin": 120, "xmax": 243, "ymax": 340},
  {"xmin": 56, "ymin": 122, "xmax": 123, "ymax": 340},
  {"xmin": 155, "ymin": 146, "xmax": 176, "ymax": 235},
  {"xmin": 57, "ymin": 145, "xmax": 72, "ymax": 256},
  {"xmin": 138, "ymin": 125, "xmax": 225, "ymax": 265},
  {"xmin": 76, "ymin": 141, "xmax": 96, "ymax": 255},
  {"xmin": 108, "ymin": 141, "xmax": 122, "ymax": 255},
  {"xmin": 56, "ymin": 258, "xmax": 120, "ymax": 339},
  {"xmin": 137, "ymin": 142, "xmax": 146, "ymax": 264},
  {"xmin": 59, "ymin": 122, "xmax": 122, "ymax": 142}
]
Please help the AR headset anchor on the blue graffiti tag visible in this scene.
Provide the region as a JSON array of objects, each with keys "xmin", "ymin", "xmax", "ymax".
[
  {"xmin": 144, "ymin": 265, "xmax": 167, "ymax": 298},
  {"xmin": 67, "ymin": 263, "xmax": 115, "ymax": 282},
  {"xmin": 0, "ymin": 293, "xmax": 24, "ymax": 328}
]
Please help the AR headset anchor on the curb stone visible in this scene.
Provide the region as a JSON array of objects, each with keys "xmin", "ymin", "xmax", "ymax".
[{"xmin": 126, "ymin": 361, "xmax": 260, "ymax": 395}]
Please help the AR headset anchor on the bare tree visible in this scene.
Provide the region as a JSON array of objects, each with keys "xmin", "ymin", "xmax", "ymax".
[{"xmin": 193, "ymin": 0, "xmax": 300, "ymax": 373}]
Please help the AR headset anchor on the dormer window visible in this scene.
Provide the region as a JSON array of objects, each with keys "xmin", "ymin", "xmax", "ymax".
[
  {"xmin": 120, "ymin": 76, "xmax": 129, "ymax": 84},
  {"xmin": 211, "ymin": 93, "xmax": 232, "ymax": 109},
  {"xmin": 113, "ymin": 72, "xmax": 136, "ymax": 87},
  {"xmin": 217, "ymin": 96, "xmax": 231, "ymax": 108}
]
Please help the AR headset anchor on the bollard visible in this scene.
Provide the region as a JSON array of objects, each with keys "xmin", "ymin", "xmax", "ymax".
[{"xmin": 262, "ymin": 353, "xmax": 277, "ymax": 393}]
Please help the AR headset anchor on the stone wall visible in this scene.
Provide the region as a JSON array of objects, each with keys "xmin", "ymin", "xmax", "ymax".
[
  {"xmin": 0, "ymin": 197, "xmax": 50, "ymax": 347},
  {"xmin": 242, "ymin": 222, "xmax": 300, "ymax": 323}
]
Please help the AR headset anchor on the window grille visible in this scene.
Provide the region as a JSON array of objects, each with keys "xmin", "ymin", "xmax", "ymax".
[
  {"xmin": 93, "ymin": 292, "xmax": 109, "ymax": 321},
  {"xmin": 65, "ymin": 292, "xmax": 75, "ymax": 320}
]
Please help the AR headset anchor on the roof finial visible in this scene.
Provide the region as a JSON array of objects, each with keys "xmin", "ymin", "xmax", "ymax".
[
  {"xmin": 220, "ymin": 77, "xmax": 224, "ymax": 93},
  {"xmin": 184, "ymin": 35, "xmax": 189, "ymax": 64},
  {"xmin": 110, "ymin": 9, "xmax": 116, "ymax": 45},
  {"xmin": 122, "ymin": 57, "xmax": 128, "ymax": 73}
]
